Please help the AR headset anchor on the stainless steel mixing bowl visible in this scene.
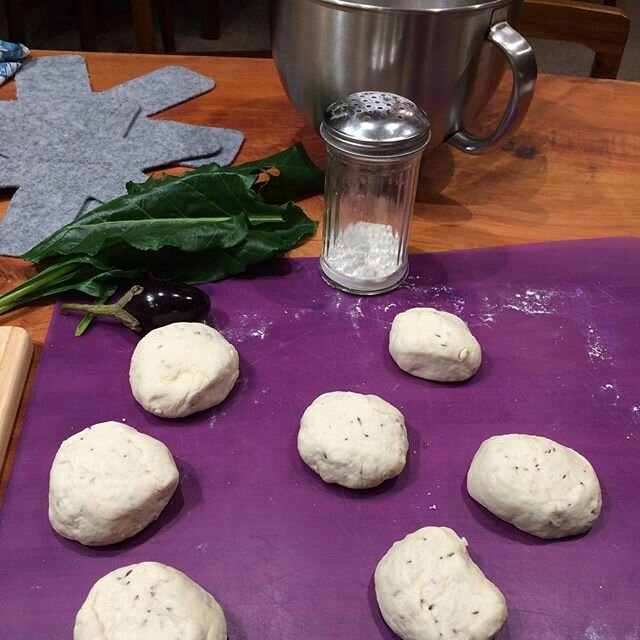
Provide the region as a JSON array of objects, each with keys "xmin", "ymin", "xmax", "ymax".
[{"xmin": 271, "ymin": 0, "xmax": 537, "ymax": 154}]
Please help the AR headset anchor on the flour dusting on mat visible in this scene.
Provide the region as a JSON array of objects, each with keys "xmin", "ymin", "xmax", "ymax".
[
  {"xmin": 506, "ymin": 289, "xmax": 560, "ymax": 314},
  {"xmin": 480, "ymin": 288, "xmax": 564, "ymax": 317},
  {"xmin": 403, "ymin": 279, "xmax": 466, "ymax": 315},
  {"xmin": 466, "ymin": 288, "xmax": 617, "ymax": 367},
  {"xmin": 223, "ymin": 313, "xmax": 272, "ymax": 344},
  {"xmin": 349, "ymin": 300, "xmax": 364, "ymax": 324},
  {"xmin": 586, "ymin": 325, "xmax": 610, "ymax": 363},
  {"xmin": 476, "ymin": 313, "xmax": 495, "ymax": 324},
  {"xmin": 600, "ymin": 383, "xmax": 620, "ymax": 404},
  {"xmin": 425, "ymin": 287, "xmax": 565, "ymax": 329},
  {"xmin": 196, "ymin": 542, "xmax": 209, "ymax": 555},
  {"xmin": 326, "ymin": 293, "xmax": 369, "ymax": 329},
  {"xmin": 250, "ymin": 327, "xmax": 267, "ymax": 340},
  {"xmin": 584, "ymin": 620, "xmax": 620, "ymax": 640}
]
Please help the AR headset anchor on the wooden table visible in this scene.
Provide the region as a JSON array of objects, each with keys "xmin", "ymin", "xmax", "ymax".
[{"xmin": 1, "ymin": 51, "xmax": 639, "ymax": 497}]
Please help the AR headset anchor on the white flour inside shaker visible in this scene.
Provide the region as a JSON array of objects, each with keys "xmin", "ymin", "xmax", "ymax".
[{"xmin": 325, "ymin": 221, "xmax": 400, "ymax": 281}]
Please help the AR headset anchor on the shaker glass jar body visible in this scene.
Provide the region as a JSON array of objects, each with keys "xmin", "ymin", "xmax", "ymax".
[
  {"xmin": 319, "ymin": 91, "xmax": 430, "ymax": 296},
  {"xmin": 321, "ymin": 147, "xmax": 424, "ymax": 294}
]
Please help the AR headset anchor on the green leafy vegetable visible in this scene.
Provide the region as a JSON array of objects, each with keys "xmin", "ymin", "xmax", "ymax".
[{"xmin": 0, "ymin": 143, "xmax": 323, "ymax": 327}]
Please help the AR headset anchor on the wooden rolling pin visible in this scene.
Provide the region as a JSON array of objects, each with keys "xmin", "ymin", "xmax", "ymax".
[{"xmin": 0, "ymin": 327, "xmax": 33, "ymax": 469}]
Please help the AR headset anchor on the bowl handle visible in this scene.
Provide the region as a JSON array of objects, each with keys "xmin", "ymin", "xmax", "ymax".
[{"xmin": 448, "ymin": 21, "xmax": 537, "ymax": 155}]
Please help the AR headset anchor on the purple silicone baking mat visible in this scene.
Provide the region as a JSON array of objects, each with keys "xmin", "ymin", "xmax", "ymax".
[{"xmin": 1, "ymin": 238, "xmax": 639, "ymax": 639}]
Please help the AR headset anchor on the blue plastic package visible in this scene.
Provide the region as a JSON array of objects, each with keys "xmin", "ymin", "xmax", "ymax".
[{"xmin": 0, "ymin": 39, "xmax": 30, "ymax": 86}]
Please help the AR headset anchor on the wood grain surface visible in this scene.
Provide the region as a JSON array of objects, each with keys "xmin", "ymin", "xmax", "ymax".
[
  {"xmin": 0, "ymin": 327, "xmax": 33, "ymax": 471},
  {"xmin": 1, "ymin": 51, "xmax": 639, "ymax": 497}
]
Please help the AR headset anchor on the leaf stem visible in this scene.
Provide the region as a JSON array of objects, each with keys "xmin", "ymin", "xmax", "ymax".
[
  {"xmin": 0, "ymin": 262, "xmax": 81, "ymax": 315},
  {"xmin": 60, "ymin": 285, "xmax": 144, "ymax": 333},
  {"xmin": 74, "ymin": 291, "xmax": 108, "ymax": 337},
  {"xmin": 248, "ymin": 213, "xmax": 283, "ymax": 224},
  {"xmin": 74, "ymin": 311, "xmax": 96, "ymax": 337}
]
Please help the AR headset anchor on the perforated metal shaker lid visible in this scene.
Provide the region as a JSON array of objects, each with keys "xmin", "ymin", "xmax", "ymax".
[{"xmin": 320, "ymin": 91, "xmax": 431, "ymax": 157}]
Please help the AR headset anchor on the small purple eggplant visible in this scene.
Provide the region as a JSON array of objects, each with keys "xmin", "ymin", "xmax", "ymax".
[{"xmin": 60, "ymin": 281, "xmax": 211, "ymax": 334}]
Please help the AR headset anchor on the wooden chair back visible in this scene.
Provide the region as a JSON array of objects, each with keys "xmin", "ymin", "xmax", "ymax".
[{"xmin": 520, "ymin": 0, "xmax": 630, "ymax": 79}]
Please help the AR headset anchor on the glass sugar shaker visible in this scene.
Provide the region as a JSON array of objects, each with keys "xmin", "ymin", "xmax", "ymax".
[{"xmin": 319, "ymin": 91, "xmax": 431, "ymax": 295}]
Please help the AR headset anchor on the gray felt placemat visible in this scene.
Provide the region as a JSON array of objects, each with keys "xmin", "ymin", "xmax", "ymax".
[{"xmin": 0, "ymin": 55, "xmax": 244, "ymax": 256}]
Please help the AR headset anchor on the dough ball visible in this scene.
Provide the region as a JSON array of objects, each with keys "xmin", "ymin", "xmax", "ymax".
[
  {"xmin": 375, "ymin": 527, "xmax": 507, "ymax": 640},
  {"xmin": 297, "ymin": 391, "xmax": 408, "ymax": 489},
  {"xmin": 74, "ymin": 561, "xmax": 226, "ymax": 640},
  {"xmin": 389, "ymin": 308, "xmax": 481, "ymax": 382},
  {"xmin": 49, "ymin": 422, "xmax": 179, "ymax": 546},
  {"xmin": 130, "ymin": 322, "xmax": 239, "ymax": 418},
  {"xmin": 467, "ymin": 434, "xmax": 602, "ymax": 539}
]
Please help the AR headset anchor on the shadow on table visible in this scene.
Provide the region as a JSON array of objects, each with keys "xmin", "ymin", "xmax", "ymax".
[
  {"xmin": 415, "ymin": 139, "xmax": 549, "ymax": 228},
  {"xmin": 223, "ymin": 604, "xmax": 249, "ymax": 640},
  {"xmin": 367, "ymin": 573, "xmax": 397, "ymax": 639}
]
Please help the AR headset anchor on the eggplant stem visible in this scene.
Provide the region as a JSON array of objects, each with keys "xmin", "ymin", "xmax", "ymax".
[{"xmin": 60, "ymin": 285, "xmax": 144, "ymax": 332}]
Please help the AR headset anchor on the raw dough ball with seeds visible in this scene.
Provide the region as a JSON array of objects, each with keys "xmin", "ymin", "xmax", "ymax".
[
  {"xmin": 49, "ymin": 422, "xmax": 179, "ymax": 546},
  {"xmin": 389, "ymin": 308, "xmax": 482, "ymax": 382},
  {"xmin": 74, "ymin": 561, "xmax": 226, "ymax": 640},
  {"xmin": 130, "ymin": 322, "xmax": 239, "ymax": 418},
  {"xmin": 375, "ymin": 526, "xmax": 507, "ymax": 640},
  {"xmin": 297, "ymin": 391, "xmax": 408, "ymax": 489},
  {"xmin": 467, "ymin": 434, "xmax": 602, "ymax": 539}
]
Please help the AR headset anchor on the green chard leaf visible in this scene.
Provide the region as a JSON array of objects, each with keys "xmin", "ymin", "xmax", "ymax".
[
  {"xmin": 232, "ymin": 142, "xmax": 325, "ymax": 204},
  {"xmin": 86, "ymin": 201, "xmax": 317, "ymax": 285},
  {"xmin": 0, "ymin": 144, "xmax": 322, "ymax": 319},
  {"xmin": 0, "ymin": 257, "xmax": 124, "ymax": 315},
  {"xmin": 23, "ymin": 174, "xmax": 284, "ymax": 261},
  {"xmin": 122, "ymin": 142, "xmax": 323, "ymax": 205}
]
